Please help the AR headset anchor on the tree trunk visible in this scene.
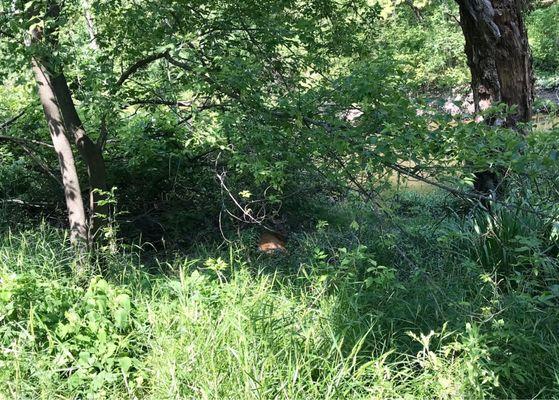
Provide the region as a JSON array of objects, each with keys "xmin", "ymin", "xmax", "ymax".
[
  {"xmin": 82, "ymin": 0, "xmax": 99, "ymax": 50},
  {"xmin": 457, "ymin": 0, "xmax": 533, "ymax": 124},
  {"xmin": 48, "ymin": 73, "xmax": 109, "ymax": 240},
  {"xmin": 455, "ymin": 0, "xmax": 534, "ymax": 199},
  {"xmin": 31, "ymin": 60, "xmax": 88, "ymax": 242}
]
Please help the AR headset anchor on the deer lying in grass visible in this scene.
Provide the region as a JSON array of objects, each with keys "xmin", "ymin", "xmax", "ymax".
[{"xmin": 258, "ymin": 230, "xmax": 287, "ymax": 254}]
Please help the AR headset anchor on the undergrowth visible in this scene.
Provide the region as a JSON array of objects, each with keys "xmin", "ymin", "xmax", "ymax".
[{"xmin": 1, "ymin": 191, "xmax": 558, "ymax": 399}]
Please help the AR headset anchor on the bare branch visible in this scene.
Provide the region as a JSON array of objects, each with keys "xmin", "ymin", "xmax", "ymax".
[{"xmin": 0, "ymin": 135, "xmax": 54, "ymax": 148}]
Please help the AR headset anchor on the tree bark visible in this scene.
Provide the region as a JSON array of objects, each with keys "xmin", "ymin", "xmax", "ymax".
[
  {"xmin": 82, "ymin": 0, "xmax": 99, "ymax": 50},
  {"xmin": 49, "ymin": 73, "xmax": 109, "ymax": 240},
  {"xmin": 457, "ymin": 0, "xmax": 533, "ymax": 125},
  {"xmin": 31, "ymin": 59, "xmax": 88, "ymax": 242},
  {"xmin": 455, "ymin": 0, "xmax": 534, "ymax": 198}
]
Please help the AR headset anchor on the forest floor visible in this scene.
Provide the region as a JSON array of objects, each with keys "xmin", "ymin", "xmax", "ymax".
[{"xmin": 1, "ymin": 183, "xmax": 558, "ymax": 399}]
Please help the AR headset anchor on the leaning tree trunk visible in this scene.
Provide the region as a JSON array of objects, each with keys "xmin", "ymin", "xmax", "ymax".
[
  {"xmin": 31, "ymin": 60, "xmax": 88, "ymax": 242},
  {"xmin": 455, "ymin": 0, "xmax": 534, "ymax": 198},
  {"xmin": 48, "ymin": 73, "xmax": 109, "ymax": 240},
  {"xmin": 32, "ymin": 62, "xmax": 108, "ymax": 241},
  {"xmin": 27, "ymin": 2, "xmax": 108, "ymax": 242}
]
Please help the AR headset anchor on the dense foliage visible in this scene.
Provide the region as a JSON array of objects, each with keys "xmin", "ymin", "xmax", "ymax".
[
  {"xmin": 528, "ymin": 2, "xmax": 559, "ymax": 86},
  {"xmin": 1, "ymin": 0, "xmax": 558, "ymax": 398}
]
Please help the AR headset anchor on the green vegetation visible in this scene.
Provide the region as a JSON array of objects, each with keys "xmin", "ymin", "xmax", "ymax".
[
  {"xmin": 528, "ymin": 3, "xmax": 559, "ymax": 87},
  {"xmin": 2, "ymin": 192, "xmax": 558, "ymax": 399},
  {"xmin": 1, "ymin": 0, "xmax": 558, "ymax": 398}
]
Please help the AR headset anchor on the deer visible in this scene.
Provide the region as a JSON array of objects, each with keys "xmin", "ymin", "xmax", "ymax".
[
  {"xmin": 257, "ymin": 216, "xmax": 288, "ymax": 254},
  {"xmin": 258, "ymin": 230, "xmax": 287, "ymax": 253}
]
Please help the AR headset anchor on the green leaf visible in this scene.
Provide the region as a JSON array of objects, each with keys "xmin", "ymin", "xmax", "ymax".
[
  {"xmin": 114, "ymin": 308, "xmax": 129, "ymax": 330},
  {"xmin": 118, "ymin": 356, "xmax": 133, "ymax": 373}
]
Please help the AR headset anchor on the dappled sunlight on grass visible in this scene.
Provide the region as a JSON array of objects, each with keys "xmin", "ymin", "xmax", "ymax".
[{"xmin": 1, "ymin": 191, "xmax": 558, "ymax": 399}]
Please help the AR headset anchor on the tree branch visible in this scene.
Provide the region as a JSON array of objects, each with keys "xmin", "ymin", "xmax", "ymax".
[
  {"xmin": 163, "ymin": 53, "xmax": 192, "ymax": 71},
  {"xmin": 126, "ymin": 98, "xmax": 230, "ymax": 112},
  {"xmin": 1, "ymin": 199, "xmax": 53, "ymax": 209},
  {"xmin": 380, "ymin": 159, "xmax": 555, "ymax": 219},
  {"xmin": 0, "ymin": 136, "xmax": 62, "ymax": 187},
  {"xmin": 127, "ymin": 99, "xmax": 194, "ymax": 107},
  {"xmin": 0, "ymin": 109, "xmax": 27, "ymax": 130},
  {"xmin": 0, "ymin": 108, "xmax": 61, "ymax": 186},
  {"xmin": 0, "ymin": 135, "xmax": 54, "ymax": 148},
  {"xmin": 18, "ymin": 143, "xmax": 63, "ymax": 188},
  {"xmin": 116, "ymin": 50, "xmax": 170, "ymax": 86}
]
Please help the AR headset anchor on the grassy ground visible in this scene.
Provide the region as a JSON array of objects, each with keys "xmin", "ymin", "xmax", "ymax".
[{"xmin": 0, "ymin": 191, "xmax": 558, "ymax": 399}]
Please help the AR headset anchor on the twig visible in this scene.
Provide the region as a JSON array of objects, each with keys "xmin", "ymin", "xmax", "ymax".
[{"xmin": 216, "ymin": 171, "xmax": 265, "ymax": 225}]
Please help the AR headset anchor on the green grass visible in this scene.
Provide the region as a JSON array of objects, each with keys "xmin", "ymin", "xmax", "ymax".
[{"xmin": 1, "ymin": 193, "xmax": 558, "ymax": 399}]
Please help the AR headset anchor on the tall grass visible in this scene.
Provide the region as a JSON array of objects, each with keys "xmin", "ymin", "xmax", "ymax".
[{"xmin": 1, "ymin": 194, "xmax": 558, "ymax": 399}]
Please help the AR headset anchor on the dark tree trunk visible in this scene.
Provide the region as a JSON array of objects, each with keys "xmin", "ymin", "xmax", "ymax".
[
  {"xmin": 457, "ymin": 0, "xmax": 533, "ymax": 124},
  {"xmin": 455, "ymin": 0, "xmax": 534, "ymax": 199}
]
